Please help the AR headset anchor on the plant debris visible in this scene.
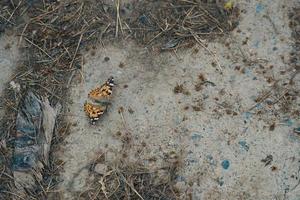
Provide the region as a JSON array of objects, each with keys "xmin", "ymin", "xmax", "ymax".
[
  {"xmin": 173, "ymin": 83, "xmax": 190, "ymax": 95},
  {"xmin": 130, "ymin": 0, "xmax": 239, "ymax": 50},
  {"xmin": 261, "ymin": 155, "xmax": 273, "ymax": 167},
  {"xmin": 78, "ymin": 159, "xmax": 181, "ymax": 200}
]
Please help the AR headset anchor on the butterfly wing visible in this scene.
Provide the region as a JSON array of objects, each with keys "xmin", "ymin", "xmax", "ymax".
[
  {"xmin": 88, "ymin": 77, "xmax": 115, "ymax": 101},
  {"xmin": 84, "ymin": 102, "xmax": 106, "ymax": 124}
]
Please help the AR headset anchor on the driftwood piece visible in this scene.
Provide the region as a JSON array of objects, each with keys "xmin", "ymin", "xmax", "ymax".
[{"xmin": 12, "ymin": 91, "xmax": 61, "ymax": 192}]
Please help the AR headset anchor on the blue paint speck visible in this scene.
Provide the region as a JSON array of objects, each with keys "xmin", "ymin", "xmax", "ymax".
[
  {"xmin": 255, "ymin": 103, "xmax": 262, "ymax": 109},
  {"xmin": 244, "ymin": 68, "xmax": 252, "ymax": 76},
  {"xmin": 243, "ymin": 112, "xmax": 252, "ymax": 120},
  {"xmin": 221, "ymin": 160, "xmax": 230, "ymax": 170},
  {"xmin": 285, "ymin": 119, "xmax": 294, "ymax": 127},
  {"xmin": 239, "ymin": 140, "xmax": 249, "ymax": 151},
  {"xmin": 256, "ymin": 3, "xmax": 264, "ymax": 13},
  {"xmin": 254, "ymin": 40, "xmax": 260, "ymax": 48},
  {"xmin": 191, "ymin": 133, "xmax": 203, "ymax": 141}
]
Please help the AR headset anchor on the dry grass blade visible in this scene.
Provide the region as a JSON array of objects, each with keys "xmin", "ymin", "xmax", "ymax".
[{"xmin": 130, "ymin": 0, "xmax": 239, "ymax": 50}]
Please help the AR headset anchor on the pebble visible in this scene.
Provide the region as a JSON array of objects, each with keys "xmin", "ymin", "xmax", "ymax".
[
  {"xmin": 174, "ymin": 181, "xmax": 187, "ymax": 192},
  {"xmin": 94, "ymin": 163, "xmax": 108, "ymax": 175}
]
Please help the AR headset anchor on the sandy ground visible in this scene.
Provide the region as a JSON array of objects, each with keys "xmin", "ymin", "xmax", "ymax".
[
  {"xmin": 57, "ymin": 0, "xmax": 300, "ymax": 199},
  {"xmin": 0, "ymin": 0, "xmax": 299, "ymax": 199},
  {"xmin": 0, "ymin": 32, "xmax": 19, "ymax": 121}
]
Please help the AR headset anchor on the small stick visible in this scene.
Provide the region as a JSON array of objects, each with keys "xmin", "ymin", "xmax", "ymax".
[
  {"xmin": 115, "ymin": 0, "xmax": 120, "ymax": 37},
  {"xmin": 264, "ymin": 14, "xmax": 279, "ymax": 34},
  {"xmin": 18, "ymin": 23, "xmax": 28, "ymax": 46},
  {"xmin": 117, "ymin": 0, "xmax": 123, "ymax": 35},
  {"xmin": 247, "ymin": 91, "xmax": 272, "ymax": 111},
  {"xmin": 67, "ymin": 69, "xmax": 77, "ymax": 88},
  {"xmin": 24, "ymin": 37, "xmax": 53, "ymax": 60},
  {"xmin": 192, "ymin": 33, "xmax": 222, "ymax": 71},
  {"xmin": 271, "ymin": 89, "xmax": 289, "ymax": 105},
  {"xmin": 69, "ymin": 34, "xmax": 83, "ymax": 69},
  {"xmin": 7, "ymin": 0, "xmax": 23, "ymax": 22},
  {"xmin": 120, "ymin": 173, "xmax": 145, "ymax": 200},
  {"xmin": 9, "ymin": 0, "xmax": 15, "ymax": 7},
  {"xmin": 0, "ymin": 191, "xmax": 26, "ymax": 200},
  {"xmin": 37, "ymin": 84, "xmax": 62, "ymax": 100},
  {"xmin": 100, "ymin": 23, "xmax": 111, "ymax": 39},
  {"xmin": 0, "ymin": 14, "xmax": 15, "ymax": 25},
  {"xmin": 29, "ymin": 6, "xmax": 60, "ymax": 21}
]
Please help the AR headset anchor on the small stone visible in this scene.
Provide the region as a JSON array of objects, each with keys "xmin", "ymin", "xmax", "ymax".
[
  {"xmin": 174, "ymin": 181, "xmax": 187, "ymax": 192},
  {"xmin": 94, "ymin": 164, "xmax": 108, "ymax": 175},
  {"xmin": 104, "ymin": 57, "xmax": 110, "ymax": 62},
  {"xmin": 154, "ymin": 169, "xmax": 169, "ymax": 185}
]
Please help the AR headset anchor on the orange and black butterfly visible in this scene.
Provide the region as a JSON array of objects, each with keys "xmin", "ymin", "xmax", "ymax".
[{"xmin": 84, "ymin": 77, "xmax": 115, "ymax": 124}]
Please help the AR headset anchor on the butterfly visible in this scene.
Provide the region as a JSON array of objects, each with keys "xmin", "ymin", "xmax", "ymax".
[
  {"xmin": 84, "ymin": 102, "xmax": 107, "ymax": 125},
  {"xmin": 84, "ymin": 77, "xmax": 115, "ymax": 124},
  {"xmin": 88, "ymin": 77, "xmax": 115, "ymax": 101}
]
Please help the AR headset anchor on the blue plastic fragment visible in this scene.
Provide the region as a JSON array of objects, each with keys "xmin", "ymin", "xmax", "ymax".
[
  {"xmin": 13, "ymin": 92, "xmax": 43, "ymax": 171},
  {"xmin": 12, "ymin": 151, "xmax": 38, "ymax": 171},
  {"xmin": 14, "ymin": 136, "xmax": 35, "ymax": 148},
  {"xmin": 294, "ymin": 127, "xmax": 300, "ymax": 134}
]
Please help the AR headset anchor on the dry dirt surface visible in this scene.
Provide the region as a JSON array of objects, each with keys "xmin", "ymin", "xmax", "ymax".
[
  {"xmin": 58, "ymin": 0, "xmax": 300, "ymax": 199},
  {"xmin": 0, "ymin": 32, "xmax": 20, "ymax": 125},
  {"xmin": 0, "ymin": 0, "xmax": 299, "ymax": 200}
]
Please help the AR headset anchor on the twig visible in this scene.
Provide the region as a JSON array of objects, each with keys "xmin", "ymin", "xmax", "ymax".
[
  {"xmin": 120, "ymin": 173, "xmax": 145, "ymax": 200},
  {"xmin": 18, "ymin": 23, "xmax": 28, "ymax": 46},
  {"xmin": 67, "ymin": 69, "xmax": 77, "ymax": 88},
  {"xmin": 247, "ymin": 90, "xmax": 272, "ymax": 111},
  {"xmin": 94, "ymin": 171, "xmax": 114, "ymax": 200},
  {"xmin": 100, "ymin": 23, "xmax": 111, "ymax": 39},
  {"xmin": 36, "ymin": 84, "xmax": 62, "ymax": 101},
  {"xmin": 115, "ymin": 0, "xmax": 121, "ymax": 37},
  {"xmin": 69, "ymin": 34, "xmax": 83, "ymax": 69},
  {"xmin": 192, "ymin": 32, "xmax": 222, "ymax": 71},
  {"xmin": 7, "ymin": 0, "xmax": 23, "ymax": 22},
  {"xmin": 0, "ymin": 191, "xmax": 26, "ymax": 200},
  {"xmin": 264, "ymin": 14, "xmax": 279, "ymax": 34},
  {"xmin": 24, "ymin": 37, "xmax": 53, "ymax": 60},
  {"xmin": 0, "ymin": 14, "xmax": 15, "ymax": 25}
]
